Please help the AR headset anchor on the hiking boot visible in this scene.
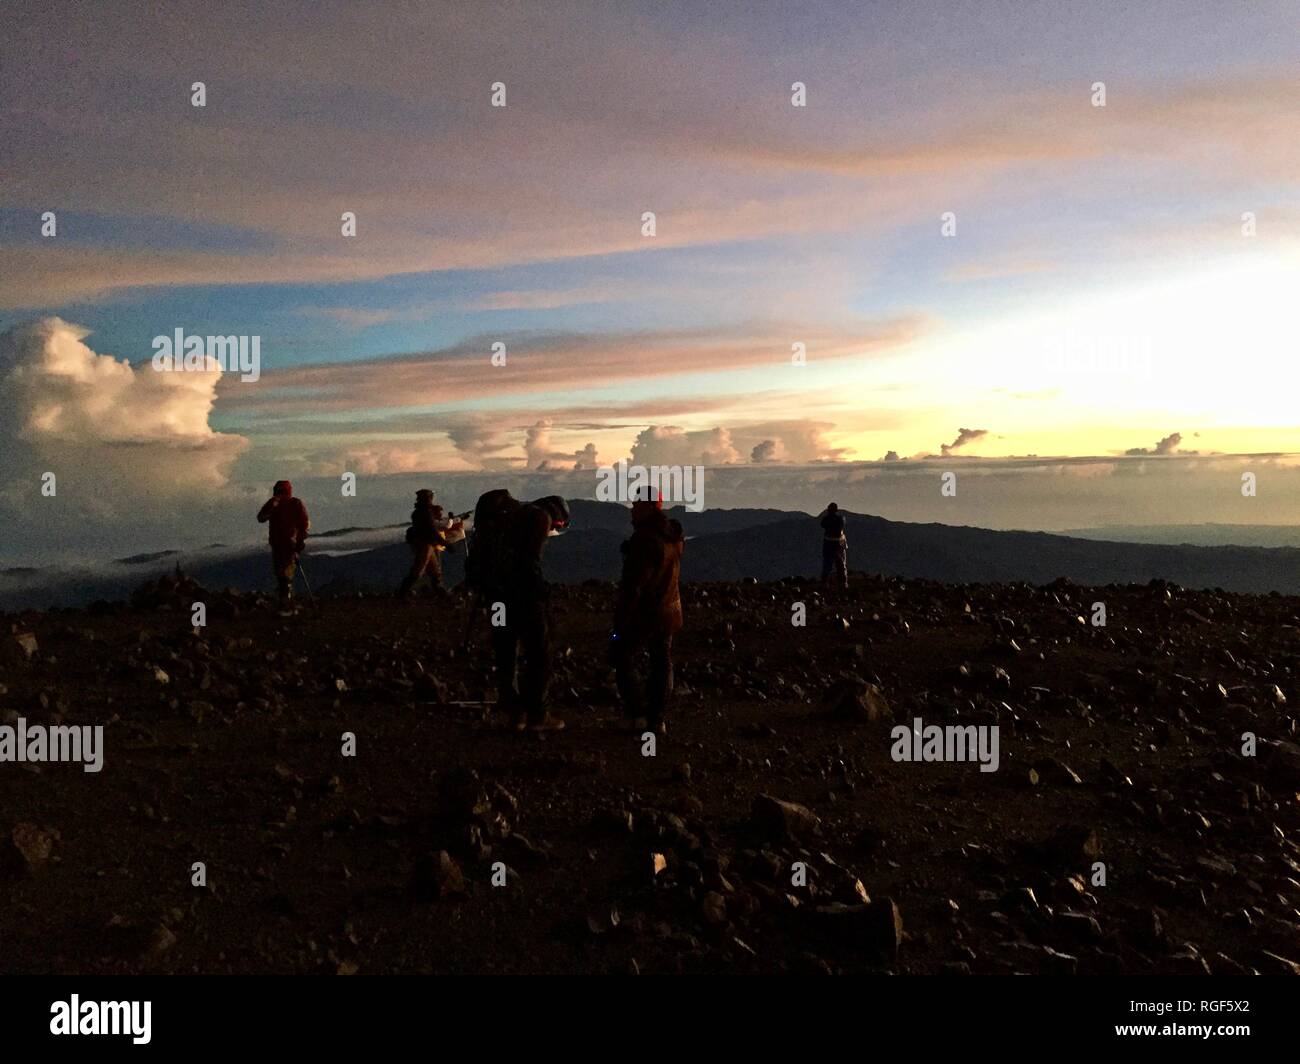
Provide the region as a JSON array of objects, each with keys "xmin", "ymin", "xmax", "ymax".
[{"xmin": 527, "ymin": 712, "xmax": 566, "ymax": 733}]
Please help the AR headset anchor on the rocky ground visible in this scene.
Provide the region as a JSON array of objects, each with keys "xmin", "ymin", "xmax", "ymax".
[{"xmin": 2, "ymin": 571, "xmax": 1299, "ymax": 975}]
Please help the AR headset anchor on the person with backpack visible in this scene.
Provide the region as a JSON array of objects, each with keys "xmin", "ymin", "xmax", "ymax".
[
  {"xmin": 398, "ymin": 489, "xmax": 454, "ymax": 598},
  {"xmin": 610, "ymin": 490, "xmax": 684, "ymax": 736},
  {"xmin": 819, "ymin": 501, "xmax": 848, "ymax": 591},
  {"xmin": 466, "ymin": 490, "xmax": 570, "ymax": 733},
  {"xmin": 256, "ymin": 480, "xmax": 310, "ymax": 604}
]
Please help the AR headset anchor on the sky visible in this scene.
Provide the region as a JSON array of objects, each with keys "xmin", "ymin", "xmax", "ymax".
[{"xmin": 1, "ymin": 0, "xmax": 1298, "ymax": 563}]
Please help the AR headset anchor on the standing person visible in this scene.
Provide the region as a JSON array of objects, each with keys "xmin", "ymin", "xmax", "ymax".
[
  {"xmin": 611, "ymin": 491, "xmax": 684, "ymax": 736},
  {"xmin": 819, "ymin": 502, "xmax": 848, "ymax": 591},
  {"xmin": 470, "ymin": 491, "xmax": 570, "ymax": 733},
  {"xmin": 256, "ymin": 480, "xmax": 310, "ymax": 604},
  {"xmin": 398, "ymin": 489, "xmax": 450, "ymax": 598}
]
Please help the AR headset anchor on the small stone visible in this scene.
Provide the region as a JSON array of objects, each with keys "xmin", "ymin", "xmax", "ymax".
[
  {"xmin": 591, "ymin": 807, "xmax": 634, "ymax": 834},
  {"xmin": 701, "ymin": 891, "xmax": 728, "ymax": 925},
  {"xmin": 824, "ymin": 678, "xmax": 891, "ymax": 723},
  {"xmin": 751, "ymin": 794, "xmax": 822, "ymax": 840},
  {"xmin": 1057, "ymin": 911, "xmax": 1102, "ymax": 940},
  {"xmin": 146, "ymin": 925, "xmax": 178, "ymax": 959},
  {"xmin": 2, "ymin": 822, "xmax": 56, "ymax": 875},
  {"xmin": 1033, "ymin": 757, "xmax": 1083, "ymax": 785},
  {"xmin": 414, "ymin": 850, "xmax": 466, "ymax": 900},
  {"xmin": 811, "ymin": 898, "xmax": 903, "ymax": 961}
]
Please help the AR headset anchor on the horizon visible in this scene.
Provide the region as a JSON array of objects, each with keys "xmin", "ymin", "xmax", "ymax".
[{"xmin": 2, "ymin": 1, "xmax": 1298, "ymax": 563}]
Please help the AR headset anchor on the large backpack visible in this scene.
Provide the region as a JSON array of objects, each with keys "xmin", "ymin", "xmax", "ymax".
[{"xmin": 464, "ymin": 489, "xmax": 521, "ymax": 593}]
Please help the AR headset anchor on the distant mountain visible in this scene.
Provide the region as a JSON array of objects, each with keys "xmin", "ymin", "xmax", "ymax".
[
  {"xmin": 6, "ymin": 504, "xmax": 1300, "ymax": 611},
  {"xmin": 1064, "ymin": 524, "xmax": 1300, "ymax": 549},
  {"xmin": 686, "ymin": 514, "xmax": 1300, "ymax": 593}
]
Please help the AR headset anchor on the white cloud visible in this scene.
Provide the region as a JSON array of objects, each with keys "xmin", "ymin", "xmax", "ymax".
[
  {"xmin": 525, "ymin": 418, "xmax": 554, "ymax": 469},
  {"xmin": 629, "ymin": 425, "xmax": 741, "ymax": 466},
  {"xmin": 0, "ymin": 318, "xmax": 247, "ymax": 507}
]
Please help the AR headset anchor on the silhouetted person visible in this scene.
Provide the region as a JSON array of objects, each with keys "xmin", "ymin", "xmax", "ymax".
[
  {"xmin": 398, "ymin": 489, "xmax": 450, "ymax": 598},
  {"xmin": 471, "ymin": 492, "xmax": 570, "ymax": 733},
  {"xmin": 819, "ymin": 502, "xmax": 848, "ymax": 590},
  {"xmin": 611, "ymin": 491, "xmax": 684, "ymax": 736},
  {"xmin": 256, "ymin": 480, "xmax": 309, "ymax": 604}
]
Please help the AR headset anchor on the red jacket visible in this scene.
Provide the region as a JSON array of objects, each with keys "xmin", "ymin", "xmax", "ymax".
[
  {"xmin": 615, "ymin": 510, "xmax": 684, "ymax": 638},
  {"xmin": 257, "ymin": 494, "xmax": 309, "ymax": 550}
]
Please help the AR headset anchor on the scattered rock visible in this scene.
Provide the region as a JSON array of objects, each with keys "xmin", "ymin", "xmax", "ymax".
[
  {"xmin": 824, "ymin": 678, "xmax": 891, "ymax": 722},
  {"xmin": 413, "ymin": 850, "xmax": 467, "ymax": 900},
  {"xmin": 1, "ymin": 822, "xmax": 56, "ymax": 876},
  {"xmin": 751, "ymin": 794, "xmax": 822, "ymax": 840},
  {"xmin": 810, "ymin": 898, "xmax": 903, "ymax": 962}
]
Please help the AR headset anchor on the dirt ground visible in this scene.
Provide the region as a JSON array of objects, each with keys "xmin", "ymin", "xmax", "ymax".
[{"xmin": 2, "ymin": 573, "xmax": 1298, "ymax": 974}]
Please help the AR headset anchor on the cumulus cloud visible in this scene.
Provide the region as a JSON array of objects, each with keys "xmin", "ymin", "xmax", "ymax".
[
  {"xmin": 732, "ymin": 419, "xmax": 850, "ymax": 463},
  {"xmin": 1125, "ymin": 431, "xmax": 1191, "ymax": 456},
  {"xmin": 0, "ymin": 318, "xmax": 247, "ymax": 508},
  {"xmin": 310, "ymin": 446, "xmax": 440, "ymax": 477},
  {"xmin": 630, "ymin": 425, "xmax": 742, "ymax": 466},
  {"xmin": 446, "ymin": 415, "xmax": 513, "ymax": 466},
  {"xmin": 524, "ymin": 418, "xmax": 554, "ymax": 469},
  {"xmin": 940, "ymin": 427, "xmax": 988, "ymax": 456}
]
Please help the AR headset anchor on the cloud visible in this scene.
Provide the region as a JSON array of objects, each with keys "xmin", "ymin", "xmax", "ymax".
[
  {"xmin": 940, "ymin": 428, "xmax": 989, "ymax": 456},
  {"xmin": 3, "ymin": 0, "xmax": 1296, "ymax": 310},
  {"xmin": 524, "ymin": 418, "xmax": 554, "ymax": 469},
  {"xmin": 732, "ymin": 419, "xmax": 852, "ymax": 463},
  {"xmin": 629, "ymin": 426, "xmax": 741, "ymax": 467},
  {"xmin": 1125, "ymin": 431, "xmax": 1193, "ymax": 456},
  {"xmin": 0, "ymin": 317, "xmax": 247, "ymax": 507},
  {"xmin": 217, "ymin": 321, "xmax": 922, "ymax": 417},
  {"xmin": 446, "ymin": 415, "xmax": 514, "ymax": 466}
]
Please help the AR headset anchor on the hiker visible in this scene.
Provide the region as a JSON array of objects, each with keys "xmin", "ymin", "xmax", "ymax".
[
  {"xmin": 819, "ymin": 502, "xmax": 848, "ymax": 590},
  {"xmin": 398, "ymin": 489, "xmax": 456, "ymax": 598},
  {"xmin": 610, "ymin": 491, "xmax": 684, "ymax": 736},
  {"xmin": 256, "ymin": 480, "xmax": 310, "ymax": 603},
  {"xmin": 467, "ymin": 491, "xmax": 570, "ymax": 733}
]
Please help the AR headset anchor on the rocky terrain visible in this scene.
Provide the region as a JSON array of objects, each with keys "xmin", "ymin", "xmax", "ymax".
[{"xmin": 2, "ymin": 571, "xmax": 1299, "ymax": 975}]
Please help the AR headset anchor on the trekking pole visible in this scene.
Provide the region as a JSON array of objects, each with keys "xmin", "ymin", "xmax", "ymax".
[{"xmin": 296, "ymin": 553, "xmax": 316, "ymax": 605}]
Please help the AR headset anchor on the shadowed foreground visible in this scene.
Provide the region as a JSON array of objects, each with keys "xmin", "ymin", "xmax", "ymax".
[{"xmin": 2, "ymin": 574, "xmax": 1298, "ymax": 974}]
